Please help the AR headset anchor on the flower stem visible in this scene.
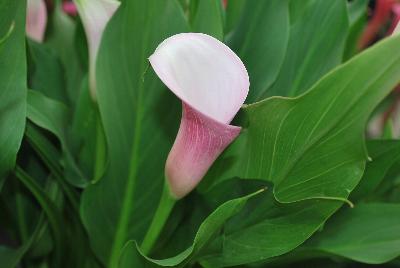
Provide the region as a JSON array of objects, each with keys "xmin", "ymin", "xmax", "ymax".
[{"xmin": 140, "ymin": 182, "xmax": 176, "ymax": 255}]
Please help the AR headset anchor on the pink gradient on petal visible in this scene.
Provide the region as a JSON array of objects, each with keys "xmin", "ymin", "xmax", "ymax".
[
  {"xmin": 63, "ymin": 2, "xmax": 78, "ymax": 16},
  {"xmin": 358, "ymin": 0, "xmax": 395, "ymax": 48},
  {"xmin": 26, "ymin": 0, "xmax": 47, "ymax": 42},
  {"xmin": 166, "ymin": 103, "xmax": 241, "ymax": 199},
  {"xmin": 150, "ymin": 33, "xmax": 249, "ymax": 198}
]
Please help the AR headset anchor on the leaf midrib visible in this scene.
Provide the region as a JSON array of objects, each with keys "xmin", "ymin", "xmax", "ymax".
[
  {"xmin": 107, "ymin": 3, "xmax": 152, "ymax": 267},
  {"xmin": 245, "ymin": 42, "xmax": 400, "ymax": 203}
]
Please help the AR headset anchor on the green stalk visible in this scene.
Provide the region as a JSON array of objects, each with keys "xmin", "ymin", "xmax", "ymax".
[{"xmin": 140, "ymin": 183, "xmax": 176, "ymax": 255}]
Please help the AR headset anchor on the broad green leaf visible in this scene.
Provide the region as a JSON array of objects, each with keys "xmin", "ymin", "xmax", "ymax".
[
  {"xmin": 227, "ymin": 0, "xmax": 289, "ymax": 102},
  {"xmin": 27, "ymin": 90, "xmax": 88, "ymax": 187},
  {"xmin": 0, "ymin": 247, "xmax": 21, "ymax": 268},
  {"xmin": 25, "ymin": 123, "xmax": 80, "ymax": 211},
  {"xmin": 351, "ymin": 140, "xmax": 400, "ymax": 201},
  {"xmin": 204, "ymin": 34, "xmax": 400, "ymax": 203},
  {"xmin": 118, "ymin": 188, "xmax": 265, "ymax": 267},
  {"xmin": 195, "ymin": 34, "xmax": 400, "ymax": 265},
  {"xmin": 267, "ymin": 0, "xmax": 349, "ymax": 97},
  {"xmin": 189, "ymin": 0, "xmax": 224, "ymax": 40},
  {"xmin": 305, "ymin": 203, "xmax": 400, "ymax": 264},
  {"xmin": 27, "ymin": 40, "xmax": 68, "ymax": 103},
  {"xmin": 0, "ymin": 18, "xmax": 14, "ymax": 46},
  {"xmin": 200, "ymin": 189, "xmax": 342, "ymax": 267},
  {"xmin": 69, "ymin": 76, "xmax": 99, "ymax": 182},
  {"xmin": 224, "ymin": 0, "xmax": 245, "ymax": 35},
  {"xmin": 382, "ymin": 119, "xmax": 395, "ymax": 139},
  {"xmin": 343, "ymin": 0, "xmax": 368, "ymax": 60},
  {"xmin": 0, "ymin": 214, "xmax": 46, "ymax": 268},
  {"xmin": 14, "ymin": 167, "xmax": 65, "ymax": 267},
  {"xmin": 80, "ymin": 1, "xmax": 189, "ymax": 266},
  {"xmin": 288, "ymin": 0, "xmax": 313, "ymax": 25},
  {"xmin": 21, "ymin": 124, "xmax": 97, "ymax": 266},
  {"xmin": 45, "ymin": 1, "xmax": 84, "ymax": 103},
  {"xmin": 0, "ymin": 1, "xmax": 27, "ymax": 189}
]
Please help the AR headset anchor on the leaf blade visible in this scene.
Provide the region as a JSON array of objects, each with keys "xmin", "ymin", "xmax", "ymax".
[{"xmin": 0, "ymin": 1, "xmax": 27, "ymax": 189}]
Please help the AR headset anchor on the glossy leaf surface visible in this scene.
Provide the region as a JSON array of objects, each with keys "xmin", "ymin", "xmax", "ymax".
[{"xmin": 0, "ymin": 1, "xmax": 27, "ymax": 189}]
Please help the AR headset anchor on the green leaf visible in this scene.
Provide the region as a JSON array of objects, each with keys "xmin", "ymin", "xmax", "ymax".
[
  {"xmin": 196, "ymin": 34, "xmax": 400, "ymax": 265},
  {"xmin": 227, "ymin": 0, "xmax": 289, "ymax": 102},
  {"xmin": 45, "ymin": 2, "xmax": 84, "ymax": 103},
  {"xmin": 189, "ymin": 0, "xmax": 224, "ymax": 40},
  {"xmin": 0, "ymin": 247, "xmax": 22, "ymax": 268},
  {"xmin": 27, "ymin": 40, "xmax": 68, "ymax": 103},
  {"xmin": 27, "ymin": 90, "xmax": 88, "ymax": 187},
  {"xmin": 80, "ymin": 1, "xmax": 189, "ymax": 266},
  {"xmin": 288, "ymin": 0, "xmax": 313, "ymax": 25},
  {"xmin": 205, "ymin": 34, "xmax": 400, "ymax": 203},
  {"xmin": 14, "ymin": 167, "xmax": 65, "ymax": 267},
  {"xmin": 69, "ymin": 76, "xmax": 99, "ymax": 182},
  {"xmin": 0, "ymin": 214, "xmax": 47, "ymax": 268},
  {"xmin": 0, "ymin": 19, "xmax": 14, "ymax": 46},
  {"xmin": 200, "ymin": 190, "xmax": 342, "ymax": 267},
  {"xmin": 351, "ymin": 140, "xmax": 400, "ymax": 201},
  {"xmin": 0, "ymin": 1, "xmax": 27, "ymax": 189},
  {"xmin": 343, "ymin": 0, "xmax": 368, "ymax": 60},
  {"xmin": 305, "ymin": 203, "xmax": 400, "ymax": 264},
  {"xmin": 267, "ymin": 0, "xmax": 349, "ymax": 97},
  {"xmin": 224, "ymin": 0, "xmax": 245, "ymax": 35},
  {"xmin": 118, "ymin": 188, "xmax": 265, "ymax": 267},
  {"xmin": 25, "ymin": 123, "xmax": 80, "ymax": 211}
]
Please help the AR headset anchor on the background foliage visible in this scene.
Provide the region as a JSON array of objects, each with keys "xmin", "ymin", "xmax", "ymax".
[{"xmin": 1, "ymin": 0, "xmax": 400, "ymax": 267}]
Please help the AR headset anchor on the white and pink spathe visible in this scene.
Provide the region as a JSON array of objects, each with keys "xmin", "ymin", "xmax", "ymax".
[
  {"xmin": 149, "ymin": 33, "xmax": 249, "ymax": 199},
  {"xmin": 26, "ymin": 0, "xmax": 47, "ymax": 42},
  {"xmin": 74, "ymin": 0, "xmax": 120, "ymax": 99}
]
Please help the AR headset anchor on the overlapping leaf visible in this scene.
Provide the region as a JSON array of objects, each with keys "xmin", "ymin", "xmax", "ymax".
[
  {"xmin": 194, "ymin": 34, "xmax": 400, "ymax": 265},
  {"xmin": 343, "ymin": 0, "xmax": 368, "ymax": 60},
  {"xmin": 27, "ymin": 40, "xmax": 68, "ymax": 103},
  {"xmin": 205, "ymin": 34, "xmax": 400, "ymax": 203},
  {"xmin": 80, "ymin": 1, "xmax": 189, "ymax": 265},
  {"xmin": 267, "ymin": 0, "xmax": 349, "ymax": 97},
  {"xmin": 118, "ymin": 188, "xmax": 265, "ymax": 267},
  {"xmin": 351, "ymin": 140, "xmax": 400, "ymax": 200},
  {"xmin": 305, "ymin": 203, "xmax": 400, "ymax": 264},
  {"xmin": 227, "ymin": 0, "xmax": 289, "ymax": 102},
  {"xmin": 0, "ymin": 1, "xmax": 27, "ymax": 189},
  {"xmin": 189, "ymin": 0, "xmax": 223, "ymax": 40},
  {"xmin": 27, "ymin": 90, "xmax": 88, "ymax": 187},
  {"xmin": 0, "ymin": 214, "xmax": 45, "ymax": 268}
]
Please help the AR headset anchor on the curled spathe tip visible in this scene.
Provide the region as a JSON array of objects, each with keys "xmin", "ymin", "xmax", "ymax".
[{"xmin": 149, "ymin": 33, "xmax": 249, "ymax": 198}]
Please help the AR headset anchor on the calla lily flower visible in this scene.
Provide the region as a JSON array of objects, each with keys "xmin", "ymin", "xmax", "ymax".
[
  {"xmin": 26, "ymin": 0, "xmax": 47, "ymax": 42},
  {"xmin": 149, "ymin": 33, "xmax": 249, "ymax": 199},
  {"xmin": 74, "ymin": 0, "xmax": 120, "ymax": 99}
]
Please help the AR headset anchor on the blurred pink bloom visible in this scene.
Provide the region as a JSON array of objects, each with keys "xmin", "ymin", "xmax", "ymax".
[
  {"xmin": 74, "ymin": 0, "xmax": 120, "ymax": 99},
  {"xmin": 359, "ymin": 0, "xmax": 395, "ymax": 48},
  {"xmin": 389, "ymin": 3, "xmax": 400, "ymax": 33},
  {"xmin": 150, "ymin": 33, "xmax": 249, "ymax": 199},
  {"xmin": 63, "ymin": 1, "xmax": 78, "ymax": 16},
  {"xmin": 26, "ymin": 0, "xmax": 47, "ymax": 42}
]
